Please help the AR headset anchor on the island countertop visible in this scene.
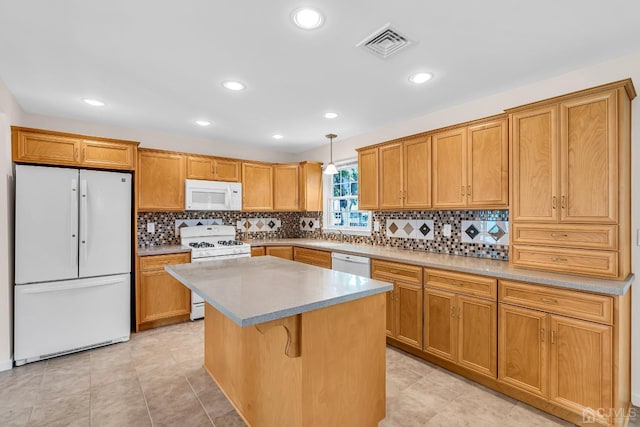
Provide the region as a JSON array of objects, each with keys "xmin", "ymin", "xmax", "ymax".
[{"xmin": 165, "ymin": 255, "xmax": 393, "ymax": 327}]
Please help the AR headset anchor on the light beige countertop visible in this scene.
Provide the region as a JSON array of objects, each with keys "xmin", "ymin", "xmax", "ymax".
[
  {"xmin": 248, "ymin": 239, "xmax": 634, "ymax": 296},
  {"xmin": 137, "ymin": 245, "xmax": 191, "ymax": 257},
  {"xmin": 165, "ymin": 256, "xmax": 393, "ymax": 326}
]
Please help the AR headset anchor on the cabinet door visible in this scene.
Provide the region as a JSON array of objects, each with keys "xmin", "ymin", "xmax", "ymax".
[
  {"xmin": 251, "ymin": 247, "xmax": 266, "ymax": 257},
  {"xmin": 560, "ymin": 91, "xmax": 617, "ymax": 223},
  {"xmin": 214, "ymin": 158, "xmax": 240, "ymax": 182},
  {"xmin": 498, "ymin": 304, "xmax": 548, "ymax": 397},
  {"xmin": 186, "ymin": 156, "xmax": 215, "ymax": 180},
  {"xmin": 386, "ymin": 287, "xmax": 395, "ymax": 337},
  {"xmin": 379, "ymin": 143, "xmax": 403, "ymax": 210},
  {"xmin": 457, "ymin": 296, "xmax": 497, "ymax": 378},
  {"xmin": 80, "ymin": 140, "xmax": 135, "ymax": 170},
  {"xmin": 273, "ymin": 164, "xmax": 300, "ymax": 211},
  {"xmin": 548, "ymin": 315, "xmax": 612, "ymax": 421},
  {"xmin": 432, "ymin": 128, "xmax": 467, "ymax": 208},
  {"xmin": 137, "ymin": 150, "xmax": 186, "ymax": 211},
  {"xmin": 511, "ymin": 106, "xmax": 558, "ymax": 222},
  {"xmin": 299, "ymin": 162, "xmax": 323, "ymax": 211},
  {"xmin": 403, "ymin": 137, "xmax": 431, "ymax": 209},
  {"xmin": 265, "ymin": 246, "xmax": 293, "ymax": 260},
  {"xmin": 395, "ymin": 282, "xmax": 422, "ymax": 349},
  {"xmin": 467, "ymin": 119, "xmax": 508, "ymax": 207},
  {"xmin": 242, "ymin": 163, "xmax": 273, "ymax": 211},
  {"xmin": 357, "ymin": 147, "xmax": 379, "ymax": 210},
  {"xmin": 13, "ymin": 130, "xmax": 80, "ymax": 165},
  {"xmin": 423, "ymin": 288, "xmax": 456, "ymax": 362},
  {"xmin": 139, "ymin": 269, "xmax": 191, "ymax": 323}
]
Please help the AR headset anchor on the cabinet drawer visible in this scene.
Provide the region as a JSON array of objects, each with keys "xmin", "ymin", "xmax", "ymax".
[
  {"xmin": 293, "ymin": 247, "xmax": 331, "ymax": 269},
  {"xmin": 511, "ymin": 245, "xmax": 618, "ymax": 278},
  {"xmin": 511, "ymin": 223, "xmax": 617, "ymax": 250},
  {"xmin": 499, "ymin": 280, "xmax": 613, "ymax": 324},
  {"xmin": 371, "ymin": 259, "xmax": 422, "ymax": 284},
  {"xmin": 424, "ymin": 269, "xmax": 497, "ymax": 300},
  {"xmin": 140, "ymin": 253, "xmax": 191, "ymax": 271},
  {"xmin": 251, "ymin": 246, "xmax": 266, "ymax": 257}
]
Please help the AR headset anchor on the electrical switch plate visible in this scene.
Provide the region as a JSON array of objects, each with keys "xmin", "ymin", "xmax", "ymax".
[
  {"xmin": 443, "ymin": 224, "xmax": 452, "ymax": 237},
  {"xmin": 147, "ymin": 222, "xmax": 155, "ymax": 233},
  {"xmin": 373, "ymin": 221, "xmax": 380, "ymax": 232}
]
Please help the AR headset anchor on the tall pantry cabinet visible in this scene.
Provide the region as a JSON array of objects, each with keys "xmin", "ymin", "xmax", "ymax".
[{"xmin": 509, "ymin": 80, "xmax": 635, "ymax": 279}]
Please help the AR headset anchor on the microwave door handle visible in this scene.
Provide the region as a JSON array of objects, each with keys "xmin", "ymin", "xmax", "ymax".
[{"xmin": 225, "ymin": 186, "xmax": 231, "ymax": 208}]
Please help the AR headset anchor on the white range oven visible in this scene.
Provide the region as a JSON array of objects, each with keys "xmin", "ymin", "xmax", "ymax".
[{"xmin": 180, "ymin": 225, "xmax": 251, "ymax": 320}]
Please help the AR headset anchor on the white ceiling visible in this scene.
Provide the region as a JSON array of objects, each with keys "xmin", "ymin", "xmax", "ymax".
[{"xmin": 1, "ymin": 1, "xmax": 639, "ymax": 153}]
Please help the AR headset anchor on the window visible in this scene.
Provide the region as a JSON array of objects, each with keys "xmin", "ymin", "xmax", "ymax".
[{"xmin": 323, "ymin": 162, "xmax": 371, "ymax": 234}]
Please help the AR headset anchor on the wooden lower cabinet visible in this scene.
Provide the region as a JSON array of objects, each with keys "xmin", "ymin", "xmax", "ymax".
[
  {"xmin": 424, "ymin": 287, "xmax": 497, "ymax": 377},
  {"xmin": 265, "ymin": 246, "xmax": 293, "ymax": 260},
  {"xmin": 382, "ymin": 282, "xmax": 422, "ymax": 348},
  {"xmin": 251, "ymin": 246, "xmax": 266, "ymax": 257},
  {"xmin": 137, "ymin": 253, "xmax": 191, "ymax": 330},
  {"xmin": 293, "ymin": 247, "xmax": 331, "ymax": 268}
]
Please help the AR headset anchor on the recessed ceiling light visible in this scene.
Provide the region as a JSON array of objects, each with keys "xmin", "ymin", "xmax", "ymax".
[
  {"xmin": 324, "ymin": 112, "xmax": 338, "ymax": 119},
  {"xmin": 195, "ymin": 120, "xmax": 211, "ymax": 126},
  {"xmin": 408, "ymin": 72, "xmax": 433, "ymax": 84},
  {"xmin": 272, "ymin": 134, "xmax": 284, "ymax": 140},
  {"xmin": 292, "ymin": 7, "xmax": 324, "ymax": 30},
  {"xmin": 222, "ymin": 81, "xmax": 246, "ymax": 91},
  {"xmin": 82, "ymin": 98, "xmax": 105, "ymax": 107}
]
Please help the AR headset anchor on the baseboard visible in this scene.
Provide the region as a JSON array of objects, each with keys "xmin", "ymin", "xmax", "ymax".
[
  {"xmin": 632, "ymin": 392, "xmax": 640, "ymax": 407},
  {"xmin": 0, "ymin": 359, "xmax": 13, "ymax": 371}
]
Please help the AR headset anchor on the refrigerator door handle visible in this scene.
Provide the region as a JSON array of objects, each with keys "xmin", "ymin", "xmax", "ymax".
[
  {"xmin": 70, "ymin": 178, "xmax": 78, "ymax": 269},
  {"xmin": 19, "ymin": 276, "xmax": 126, "ymax": 294},
  {"xmin": 80, "ymin": 179, "xmax": 88, "ymax": 265}
]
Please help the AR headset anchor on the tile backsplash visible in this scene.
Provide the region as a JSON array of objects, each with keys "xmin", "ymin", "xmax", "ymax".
[{"xmin": 138, "ymin": 209, "xmax": 510, "ymax": 260}]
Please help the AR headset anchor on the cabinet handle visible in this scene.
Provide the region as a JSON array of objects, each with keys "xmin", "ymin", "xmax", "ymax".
[
  {"xmin": 551, "ymin": 330, "xmax": 556, "ymax": 344},
  {"xmin": 551, "ymin": 257, "xmax": 568, "ymax": 263},
  {"xmin": 460, "ymin": 186, "xmax": 465, "ymax": 196},
  {"xmin": 450, "ymin": 307, "xmax": 456, "ymax": 318},
  {"xmin": 550, "ymin": 233, "xmax": 568, "ymax": 238},
  {"xmin": 399, "ymin": 190, "xmax": 403, "ymax": 200},
  {"xmin": 389, "ymin": 269, "xmax": 399, "ymax": 274},
  {"xmin": 539, "ymin": 297, "xmax": 558, "ymax": 304},
  {"xmin": 552, "ymin": 196, "xmax": 557, "ymax": 209},
  {"xmin": 561, "ymin": 196, "xmax": 566, "ymax": 209},
  {"xmin": 467, "ymin": 185, "xmax": 471, "ymax": 196},
  {"xmin": 82, "ymin": 147, "xmax": 86, "ymax": 160},
  {"xmin": 75, "ymin": 148, "xmax": 79, "ymax": 160},
  {"xmin": 451, "ymin": 281, "xmax": 463, "ymax": 287},
  {"xmin": 540, "ymin": 328, "xmax": 545, "ymax": 342}
]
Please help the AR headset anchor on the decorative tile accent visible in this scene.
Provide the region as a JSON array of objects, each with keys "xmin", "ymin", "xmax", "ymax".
[
  {"xmin": 386, "ymin": 219, "xmax": 434, "ymax": 241},
  {"xmin": 300, "ymin": 217, "xmax": 320, "ymax": 231},
  {"xmin": 174, "ymin": 218, "xmax": 223, "ymax": 236},
  {"xmin": 461, "ymin": 220, "xmax": 509, "ymax": 246}
]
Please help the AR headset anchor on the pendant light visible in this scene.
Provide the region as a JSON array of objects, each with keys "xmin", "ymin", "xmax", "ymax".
[{"xmin": 324, "ymin": 133, "xmax": 338, "ymax": 175}]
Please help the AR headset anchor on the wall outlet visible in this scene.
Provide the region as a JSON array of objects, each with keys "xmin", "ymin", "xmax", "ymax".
[
  {"xmin": 373, "ymin": 220, "xmax": 380, "ymax": 232},
  {"xmin": 147, "ymin": 222, "xmax": 155, "ymax": 233},
  {"xmin": 443, "ymin": 224, "xmax": 452, "ymax": 237}
]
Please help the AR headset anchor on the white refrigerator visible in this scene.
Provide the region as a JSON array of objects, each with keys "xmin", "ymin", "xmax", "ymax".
[{"xmin": 14, "ymin": 165, "xmax": 131, "ymax": 366}]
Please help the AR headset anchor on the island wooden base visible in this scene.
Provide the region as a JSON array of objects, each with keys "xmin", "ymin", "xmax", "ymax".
[{"xmin": 204, "ymin": 293, "xmax": 387, "ymax": 427}]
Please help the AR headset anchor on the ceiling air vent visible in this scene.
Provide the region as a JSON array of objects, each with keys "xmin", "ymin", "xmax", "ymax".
[{"xmin": 356, "ymin": 24, "xmax": 413, "ymax": 59}]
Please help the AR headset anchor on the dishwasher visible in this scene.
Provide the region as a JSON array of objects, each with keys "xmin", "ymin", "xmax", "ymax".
[{"xmin": 331, "ymin": 252, "xmax": 371, "ymax": 278}]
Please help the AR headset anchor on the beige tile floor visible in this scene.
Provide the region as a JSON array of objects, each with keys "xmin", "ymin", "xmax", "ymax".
[{"xmin": 0, "ymin": 320, "xmax": 636, "ymax": 426}]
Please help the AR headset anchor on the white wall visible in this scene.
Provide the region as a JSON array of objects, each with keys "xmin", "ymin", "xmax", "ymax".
[
  {"xmin": 294, "ymin": 50, "xmax": 640, "ymax": 404},
  {"xmin": 0, "ymin": 79, "xmax": 24, "ymax": 370},
  {"xmin": 22, "ymin": 113, "xmax": 297, "ymax": 164}
]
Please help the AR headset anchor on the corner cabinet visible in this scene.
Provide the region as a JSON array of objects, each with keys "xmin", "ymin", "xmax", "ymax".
[
  {"xmin": 509, "ymin": 80, "xmax": 635, "ymax": 278},
  {"xmin": 137, "ymin": 149, "xmax": 186, "ymax": 211},
  {"xmin": 242, "ymin": 162, "xmax": 273, "ymax": 211},
  {"xmin": 12, "ymin": 127, "xmax": 138, "ymax": 170},
  {"xmin": 137, "ymin": 253, "xmax": 191, "ymax": 331},
  {"xmin": 299, "ymin": 162, "xmax": 323, "ymax": 211}
]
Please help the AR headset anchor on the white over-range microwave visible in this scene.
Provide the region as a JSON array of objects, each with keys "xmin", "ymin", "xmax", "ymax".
[{"xmin": 185, "ymin": 179, "xmax": 242, "ymax": 211}]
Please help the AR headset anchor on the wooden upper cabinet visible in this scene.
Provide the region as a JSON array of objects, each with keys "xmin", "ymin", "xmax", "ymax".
[
  {"xmin": 186, "ymin": 156, "xmax": 240, "ymax": 182},
  {"xmin": 273, "ymin": 164, "xmax": 299, "ymax": 211},
  {"xmin": 242, "ymin": 162, "xmax": 273, "ymax": 211},
  {"xmin": 560, "ymin": 91, "xmax": 617, "ymax": 223},
  {"xmin": 403, "ymin": 136, "xmax": 431, "ymax": 209},
  {"xmin": 137, "ymin": 149, "xmax": 186, "ymax": 211},
  {"xmin": 467, "ymin": 119, "xmax": 508, "ymax": 207},
  {"xmin": 511, "ymin": 106, "xmax": 558, "ymax": 222},
  {"xmin": 357, "ymin": 147, "xmax": 379, "ymax": 210},
  {"xmin": 432, "ymin": 127, "xmax": 467, "ymax": 208},
  {"xmin": 379, "ymin": 143, "xmax": 403, "ymax": 210},
  {"xmin": 12, "ymin": 127, "xmax": 137, "ymax": 170},
  {"xmin": 299, "ymin": 162, "xmax": 323, "ymax": 211}
]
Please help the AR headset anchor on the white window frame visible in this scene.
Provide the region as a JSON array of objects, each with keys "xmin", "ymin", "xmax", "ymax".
[{"xmin": 322, "ymin": 159, "xmax": 372, "ymax": 236}]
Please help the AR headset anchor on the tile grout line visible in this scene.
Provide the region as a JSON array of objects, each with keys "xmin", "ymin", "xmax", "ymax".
[
  {"xmin": 134, "ymin": 360, "xmax": 156, "ymax": 427},
  {"xmin": 185, "ymin": 373, "xmax": 216, "ymax": 426}
]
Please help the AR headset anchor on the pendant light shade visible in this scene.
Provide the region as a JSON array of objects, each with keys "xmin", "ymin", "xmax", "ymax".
[{"xmin": 324, "ymin": 133, "xmax": 338, "ymax": 175}]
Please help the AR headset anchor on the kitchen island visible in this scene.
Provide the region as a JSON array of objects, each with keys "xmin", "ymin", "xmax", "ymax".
[{"xmin": 165, "ymin": 255, "xmax": 393, "ymax": 427}]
